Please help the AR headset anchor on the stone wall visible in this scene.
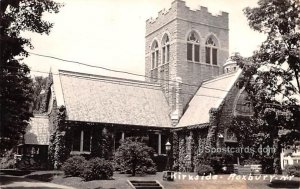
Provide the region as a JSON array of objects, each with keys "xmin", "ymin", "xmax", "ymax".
[
  {"xmin": 24, "ymin": 115, "xmax": 50, "ymax": 145},
  {"xmin": 217, "ymin": 84, "xmax": 240, "ymax": 144}
]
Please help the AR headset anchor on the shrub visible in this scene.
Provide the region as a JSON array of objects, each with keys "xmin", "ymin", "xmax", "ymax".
[
  {"xmin": 114, "ymin": 137, "xmax": 157, "ymax": 176},
  {"xmin": 195, "ymin": 152, "xmax": 235, "ymax": 173},
  {"xmin": 82, "ymin": 158, "xmax": 113, "ymax": 181},
  {"xmin": 285, "ymin": 164, "xmax": 300, "ymax": 177},
  {"xmin": 62, "ymin": 156, "xmax": 86, "ymax": 177},
  {"xmin": 0, "ymin": 149, "xmax": 16, "ymax": 169},
  {"xmin": 195, "ymin": 164, "xmax": 214, "ymax": 176}
]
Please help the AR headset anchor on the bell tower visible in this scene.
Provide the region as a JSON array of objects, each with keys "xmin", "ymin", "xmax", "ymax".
[{"xmin": 145, "ymin": 0, "xmax": 229, "ymax": 124}]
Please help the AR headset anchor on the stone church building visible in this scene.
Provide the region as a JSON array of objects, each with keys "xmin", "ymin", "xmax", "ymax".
[{"xmin": 22, "ymin": 0, "xmax": 252, "ymax": 170}]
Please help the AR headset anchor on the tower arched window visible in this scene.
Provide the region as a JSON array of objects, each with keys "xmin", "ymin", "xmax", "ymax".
[
  {"xmin": 205, "ymin": 36, "xmax": 218, "ymax": 65},
  {"xmin": 162, "ymin": 35, "xmax": 170, "ymax": 64},
  {"xmin": 151, "ymin": 40, "xmax": 159, "ymax": 69},
  {"xmin": 187, "ymin": 31, "xmax": 200, "ymax": 62}
]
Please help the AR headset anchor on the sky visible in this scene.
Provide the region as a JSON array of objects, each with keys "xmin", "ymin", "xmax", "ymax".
[{"xmin": 23, "ymin": 0, "xmax": 266, "ymax": 80}]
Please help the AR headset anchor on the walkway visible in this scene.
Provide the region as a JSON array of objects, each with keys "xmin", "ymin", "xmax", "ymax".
[{"xmin": 0, "ymin": 175, "xmax": 77, "ymax": 189}]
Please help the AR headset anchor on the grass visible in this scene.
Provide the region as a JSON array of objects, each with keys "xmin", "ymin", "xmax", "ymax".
[{"xmin": 2, "ymin": 170, "xmax": 300, "ymax": 189}]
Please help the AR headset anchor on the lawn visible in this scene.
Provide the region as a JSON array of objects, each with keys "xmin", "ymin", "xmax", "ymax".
[{"xmin": 22, "ymin": 171, "xmax": 300, "ymax": 189}]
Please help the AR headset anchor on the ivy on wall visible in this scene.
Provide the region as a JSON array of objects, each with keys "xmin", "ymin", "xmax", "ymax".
[
  {"xmin": 190, "ymin": 132, "xmax": 195, "ymax": 171},
  {"xmin": 172, "ymin": 131, "xmax": 179, "ymax": 171},
  {"xmin": 48, "ymin": 104, "xmax": 70, "ymax": 169},
  {"xmin": 206, "ymin": 108, "xmax": 221, "ymax": 150},
  {"xmin": 178, "ymin": 133, "xmax": 186, "ymax": 172},
  {"xmin": 90, "ymin": 126, "xmax": 102, "ymax": 158},
  {"xmin": 101, "ymin": 127, "xmax": 114, "ymax": 160}
]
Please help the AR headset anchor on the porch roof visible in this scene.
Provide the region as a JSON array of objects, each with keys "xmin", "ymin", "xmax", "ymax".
[{"xmin": 55, "ymin": 70, "xmax": 172, "ymax": 128}]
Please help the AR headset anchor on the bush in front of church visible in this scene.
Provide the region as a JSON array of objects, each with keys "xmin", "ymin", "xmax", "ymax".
[
  {"xmin": 62, "ymin": 155, "xmax": 86, "ymax": 177},
  {"xmin": 81, "ymin": 157, "xmax": 114, "ymax": 181},
  {"xmin": 195, "ymin": 164, "xmax": 214, "ymax": 176},
  {"xmin": 285, "ymin": 164, "xmax": 300, "ymax": 177},
  {"xmin": 114, "ymin": 137, "xmax": 157, "ymax": 176}
]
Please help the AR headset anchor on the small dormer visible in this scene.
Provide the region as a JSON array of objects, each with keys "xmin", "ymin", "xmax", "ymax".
[{"xmin": 223, "ymin": 53, "xmax": 238, "ymax": 74}]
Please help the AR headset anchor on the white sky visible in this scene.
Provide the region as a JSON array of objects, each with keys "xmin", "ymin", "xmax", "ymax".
[{"xmin": 23, "ymin": 0, "xmax": 266, "ymax": 80}]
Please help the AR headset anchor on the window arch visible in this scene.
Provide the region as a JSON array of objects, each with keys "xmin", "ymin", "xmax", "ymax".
[
  {"xmin": 187, "ymin": 31, "xmax": 200, "ymax": 62},
  {"xmin": 162, "ymin": 34, "xmax": 170, "ymax": 64},
  {"xmin": 234, "ymin": 88, "xmax": 254, "ymax": 116},
  {"xmin": 151, "ymin": 40, "xmax": 159, "ymax": 69},
  {"xmin": 205, "ymin": 36, "xmax": 218, "ymax": 65}
]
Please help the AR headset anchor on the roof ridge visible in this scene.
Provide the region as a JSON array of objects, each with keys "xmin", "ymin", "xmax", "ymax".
[
  {"xmin": 203, "ymin": 70, "xmax": 239, "ymax": 84},
  {"xmin": 58, "ymin": 69, "xmax": 162, "ymax": 87}
]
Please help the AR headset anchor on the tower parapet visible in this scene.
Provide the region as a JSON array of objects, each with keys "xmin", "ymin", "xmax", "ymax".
[{"xmin": 146, "ymin": 0, "xmax": 228, "ymax": 37}]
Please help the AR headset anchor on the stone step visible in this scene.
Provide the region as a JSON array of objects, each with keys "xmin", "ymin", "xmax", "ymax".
[
  {"xmin": 132, "ymin": 183, "xmax": 160, "ymax": 186},
  {"xmin": 130, "ymin": 181, "xmax": 157, "ymax": 183},
  {"xmin": 134, "ymin": 186, "xmax": 162, "ymax": 189},
  {"xmin": 128, "ymin": 180, "xmax": 163, "ymax": 189}
]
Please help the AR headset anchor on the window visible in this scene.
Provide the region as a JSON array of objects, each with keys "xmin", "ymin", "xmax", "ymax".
[
  {"xmin": 225, "ymin": 129, "xmax": 237, "ymax": 142},
  {"xmin": 205, "ymin": 36, "xmax": 218, "ymax": 65},
  {"xmin": 162, "ymin": 35, "xmax": 170, "ymax": 64},
  {"xmin": 234, "ymin": 89, "xmax": 254, "ymax": 116},
  {"xmin": 151, "ymin": 40, "xmax": 159, "ymax": 69},
  {"xmin": 293, "ymin": 159, "xmax": 299, "ymax": 164},
  {"xmin": 187, "ymin": 31, "xmax": 200, "ymax": 62},
  {"xmin": 72, "ymin": 128, "xmax": 91, "ymax": 153},
  {"xmin": 149, "ymin": 134, "xmax": 158, "ymax": 153}
]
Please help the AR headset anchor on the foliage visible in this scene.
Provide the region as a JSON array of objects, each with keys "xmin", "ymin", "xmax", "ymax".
[
  {"xmin": 0, "ymin": 0, "xmax": 62, "ymax": 151},
  {"xmin": 82, "ymin": 158, "xmax": 113, "ymax": 181},
  {"xmin": 285, "ymin": 163, "xmax": 300, "ymax": 177},
  {"xmin": 100, "ymin": 127, "xmax": 113, "ymax": 159},
  {"xmin": 32, "ymin": 76, "xmax": 50, "ymax": 113},
  {"xmin": 234, "ymin": 0, "xmax": 300, "ymax": 173},
  {"xmin": 195, "ymin": 164, "xmax": 214, "ymax": 176},
  {"xmin": 0, "ymin": 61, "xmax": 33, "ymax": 151},
  {"xmin": 195, "ymin": 152, "xmax": 235, "ymax": 173},
  {"xmin": 48, "ymin": 105, "xmax": 70, "ymax": 169},
  {"xmin": 172, "ymin": 132, "xmax": 179, "ymax": 171},
  {"xmin": 178, "ymin": 135, "xmax": 186, "ymax": 172},
  {"xmin": 0, "ymin": 149, "xmax": 16, "ymax": 169},
  {"xmin": 114, "ymin": 137, "xmax": 157, "ymax": 176},
  {"xmin": 62, "ymin": 156, "xmax": 86, "ymax": 177}
]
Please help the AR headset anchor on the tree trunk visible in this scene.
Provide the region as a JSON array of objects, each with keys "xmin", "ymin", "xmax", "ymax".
[
  {"xmin": 274, "ymin": 139, "xmax": 282, "ymax": 174},
  {"xmin": 132, "ymin": 162, "xmax": 136, "ymax": 176}
]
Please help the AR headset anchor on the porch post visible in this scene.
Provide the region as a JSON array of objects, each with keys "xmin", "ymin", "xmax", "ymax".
[
  {"xmin": 80, "ymin": 130, "xmax": 84, "ymax": 152},
  {"xmin": 158, "ymin": 133, "xmax": 162, "ymax": 155},
  {"xmin": 121, "ymin": 132, "xmax": 125, "ymax": 140}
]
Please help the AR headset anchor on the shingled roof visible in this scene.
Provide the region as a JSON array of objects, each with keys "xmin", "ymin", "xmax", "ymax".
[
  {"xmin": 54, "ymin": 70, "xmax": 172, "ymax": 127},
  {"xmin": 177, "ymin": 70, "xmax": 241, "ymax": 127}
]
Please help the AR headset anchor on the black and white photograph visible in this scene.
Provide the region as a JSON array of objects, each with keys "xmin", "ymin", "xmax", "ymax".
[{"xmin": 0, "ymin": 0, "xmax": 300, "ymax": 188}]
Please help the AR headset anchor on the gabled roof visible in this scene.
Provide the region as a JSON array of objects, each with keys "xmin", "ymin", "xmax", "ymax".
[
  {"xmin": 177, "ymin": 70, "xmax": 241, "ymax": 127},
  {"xmin": 54, "ymin": 70, "xmax": 172, "ymax": 128}
]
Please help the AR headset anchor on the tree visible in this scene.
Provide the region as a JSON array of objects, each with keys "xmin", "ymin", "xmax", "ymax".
[
  {"xmin": 32, "ymin": 76, "xmax": 49, "ymax": 113},
  {"xmin": 114, "ymin": 138, "xmax": 157, "ymax": 176},
  {"xmin": 0, "ymin": 0, "xmax": 62, "ymax": 151},
  {"xmin": 236, "ymin": 0, "xmax": 300, "ymax": 173}
]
